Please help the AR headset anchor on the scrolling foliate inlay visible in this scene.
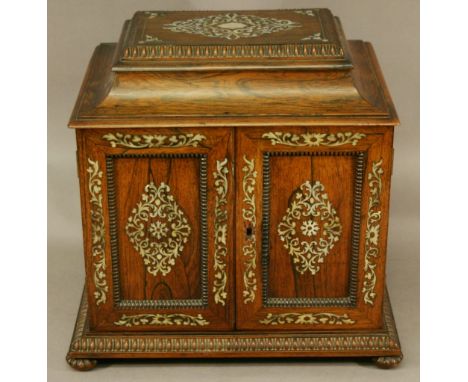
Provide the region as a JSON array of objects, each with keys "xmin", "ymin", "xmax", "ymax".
[
  {"xmin": 114, "ymin": 313, "xmax": 209, "ymax": 327},
  {"xmin": 363, "ymin": 159, "xmax": 384, "ymax": 305},
  {"xmin": 163, "ymin": 13, "xmax": 300, "ymax": 40},
  {"xmin": 87, "ymin": 158, "xmax": 108, "ymax": 306},
  {"xmin": 213, "ymin": 158, "xmax": 229, "ymax": 306},
  {"xmin": 263, "ymin": 132, "xmax": 366, "ymax": 147},
  {"xmin": 126, "ymin": 182, "xmax": 191, "ymax": 277},
  {"xmin": 242, "ymin": 156, "xmax": 257, "ymax": 304},
  {"xmin": 102, "ymin": 133, "xmax": 206, "ymax": 149},
  {"xmin": 259, "ymin": 312, "xmax": 356, "ymax": 325},
  {"xmin": 278, "ymin": 180, "xmax": 342, "ymax": 275}
]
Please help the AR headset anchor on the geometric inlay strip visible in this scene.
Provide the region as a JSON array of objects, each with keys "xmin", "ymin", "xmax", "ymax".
[
  {"xmin": 363, "ymin": 159, "xmax": 384, "ymax": 305},
  {"xmin": 86, "ymin": 158, "xmax": 108, "ymax": 306},
  {"xmin": 213, "ymin": 158, "xmax": 229, "ymax": 305},
  {"xmin": 124, "ymin": 43, "xmax": 344, "ymax": 60}
]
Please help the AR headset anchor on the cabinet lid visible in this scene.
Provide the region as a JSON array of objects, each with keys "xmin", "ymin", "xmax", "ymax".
[{"xmin": 114, "ymin": 9, "xmax": 352, "ymax": 71}]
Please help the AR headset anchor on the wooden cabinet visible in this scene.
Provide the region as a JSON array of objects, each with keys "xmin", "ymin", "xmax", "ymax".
[{"xmin": 66, "ymin": 9, "xmax": 402, "ymax": 371}]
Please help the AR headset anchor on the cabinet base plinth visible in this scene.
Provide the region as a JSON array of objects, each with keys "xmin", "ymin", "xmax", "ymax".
[{"xmin": 66, "ymin": 286, "xmax": 402, "ymax": 370}]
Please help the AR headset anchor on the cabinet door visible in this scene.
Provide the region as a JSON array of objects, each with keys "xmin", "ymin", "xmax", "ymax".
[
  {"xmin": 236, "ymin": 126, "xmax": 393, "ymax": 330},
  {"xmin": 77, "ymin": 127, "xmax": 234, "ymax": 331}
]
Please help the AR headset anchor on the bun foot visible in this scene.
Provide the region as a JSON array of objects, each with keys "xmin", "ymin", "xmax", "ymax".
[
  {"xmin": 372, "ymin": 354, "xmax": 403, "ymax": 369},
  {"xmin": 66, "ymin": 354, "xmax": 97, "ymax": 371}
]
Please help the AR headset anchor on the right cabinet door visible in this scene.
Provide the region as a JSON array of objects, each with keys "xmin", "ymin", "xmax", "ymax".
[{"xmin": 235, "ymin": 126, "xmax": 393, "ymax": 330}]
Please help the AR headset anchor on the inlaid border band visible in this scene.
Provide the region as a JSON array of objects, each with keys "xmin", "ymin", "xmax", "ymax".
[
  {"xmin": 362, "ymin": 159, "xmax": 384, "ymax": 305},
  {"xmin": 241, "ymin": 155, "xmax": 257, "ymax": 304},
  {"xmin": 259, "ymin": 312, "xmax": 356, "ymax": 325},
  {"xmin": 262, "ymin": 132, "xmax": 366, "ymax": 147},
  {"xmin": 87, "ymin": 158, "xmax": 108, "ymax": 306},
  {"xmin": 213, "ymin": 158, "xmax": 229, "ymax": 305},
  {"xmin": 102, "ymin": 133, "xmax": 206, "ymax": 149},
  {"xmin": 114, "ymin": 313, "xmax": 209, "ymax": 327}
]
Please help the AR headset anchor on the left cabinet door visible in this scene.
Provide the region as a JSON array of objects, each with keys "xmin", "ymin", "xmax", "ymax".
[{"xmin": 76, "ymin": 128, "xmax": 234, "ymax": 331}]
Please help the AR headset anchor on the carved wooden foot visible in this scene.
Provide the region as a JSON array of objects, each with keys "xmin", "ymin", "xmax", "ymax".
[
  {"xmin": 66, "ymin": 354, "xmax": 97, "ymax": 371},
  {"xmin": 372, "ymin": 354, "xmax": 403, "ymax": 369}
]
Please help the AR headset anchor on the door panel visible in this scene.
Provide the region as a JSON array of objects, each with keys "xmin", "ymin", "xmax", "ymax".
[
  {"xmin": 112, "ymin": 154, "xmax": 204, "ymax": 305},
  {"xmin": 78, "ymin": 127, "xmax": 234, "ymax": 331},
  {"xmin": 267, "ymin": 153, "xmax": 355, "ymax": 300},
  {"xmin": 235, "ymin": 126, "xmax": 393, "ymax": 330}
]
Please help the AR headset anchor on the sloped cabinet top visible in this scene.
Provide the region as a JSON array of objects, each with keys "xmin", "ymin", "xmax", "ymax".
[{"xmin": 68, "ymin": 9, "xmax": 399, "ymax": 128}]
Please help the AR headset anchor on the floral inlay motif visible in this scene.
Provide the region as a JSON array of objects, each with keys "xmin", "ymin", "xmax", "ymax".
[
  {"xmin": 126, "ymin": 182, "xmax": 191, "ymax": 277},
  {"xmin": 259, "ymin": 312, "xmax": 356, "ymax": 325},
  {"xmin": 242, "ymin": 156, "xmax": 257, "ymax": 304},
  {"xmin": 363, "ymin": 159, "xmax": 384, "ymax": 305},
  {"xmin": 87, "ymin": 158, "xmax": 108, "ymax": 306},
  {"xmin": 102, "ymin": 133, "xmax": 206, "ymax": 149},
  {"xmin": 163, "ymin": 13, "xmax": 301, "ymax": 40},
  {"xmin": 213, "ymin": 158, "xmax": 229, "ymax": 306},
  {"xmin": 114, "ymin": 313, "xmax": 209, "ymax": 327},
  {"xmin": 301, "ymin": 220, "xmax": 319, "ymax": 237},
  {"xmin": 277, "ymin": 180, "xmax": 342, "ymax": 275},
  {"xmin": 149, "ymin": 221, "xmax": 168, "ymax": 240},
  {"xmin": 262, "ymin": 132, "xmax": 366, "ymax": 147}
]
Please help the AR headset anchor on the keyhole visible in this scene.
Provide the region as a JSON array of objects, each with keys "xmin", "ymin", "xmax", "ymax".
[{"xmin": 246, "ymin": 226, "xmax": 253, "ymax": 237}]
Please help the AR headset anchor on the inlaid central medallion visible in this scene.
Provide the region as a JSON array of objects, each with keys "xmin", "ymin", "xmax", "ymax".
[
  {"xmin": 126, "ymin": 182, "xmax": 191, "ymax": 277},
  {"xmin": 277, "ymin": 180, "xmax": 342, "ymax": 275},
  {"xmin": 163, "ymin": 13, "xmax": 301, "ymax": 40}
]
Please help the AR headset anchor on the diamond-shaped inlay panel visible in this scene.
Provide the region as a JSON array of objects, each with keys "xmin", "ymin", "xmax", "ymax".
[
  {"xmin": 163, "ymin": 13, "xmax": 301, "ymax": 40},
  {"xmin": 277, "ymin": 180, "xmax": 342, "ymax": 275},
  {"xmin": 126, "ymin": 182, "xmax": 191, "ymax": 277}
]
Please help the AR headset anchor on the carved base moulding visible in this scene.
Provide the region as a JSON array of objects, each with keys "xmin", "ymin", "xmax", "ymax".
[{"xmin": 66, "ymin": 287, "xmax": 402, "ymax": 370}]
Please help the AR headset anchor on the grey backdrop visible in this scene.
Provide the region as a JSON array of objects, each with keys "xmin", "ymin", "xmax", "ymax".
[{"xmin": 48, "ymin": 1, "xmax": 419, "ymax": 381}]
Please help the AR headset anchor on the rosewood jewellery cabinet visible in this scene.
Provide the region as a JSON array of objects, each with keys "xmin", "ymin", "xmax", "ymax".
[{"xmin": 66, "ymin": 9, "xmax": 402, "ymax": 370}]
